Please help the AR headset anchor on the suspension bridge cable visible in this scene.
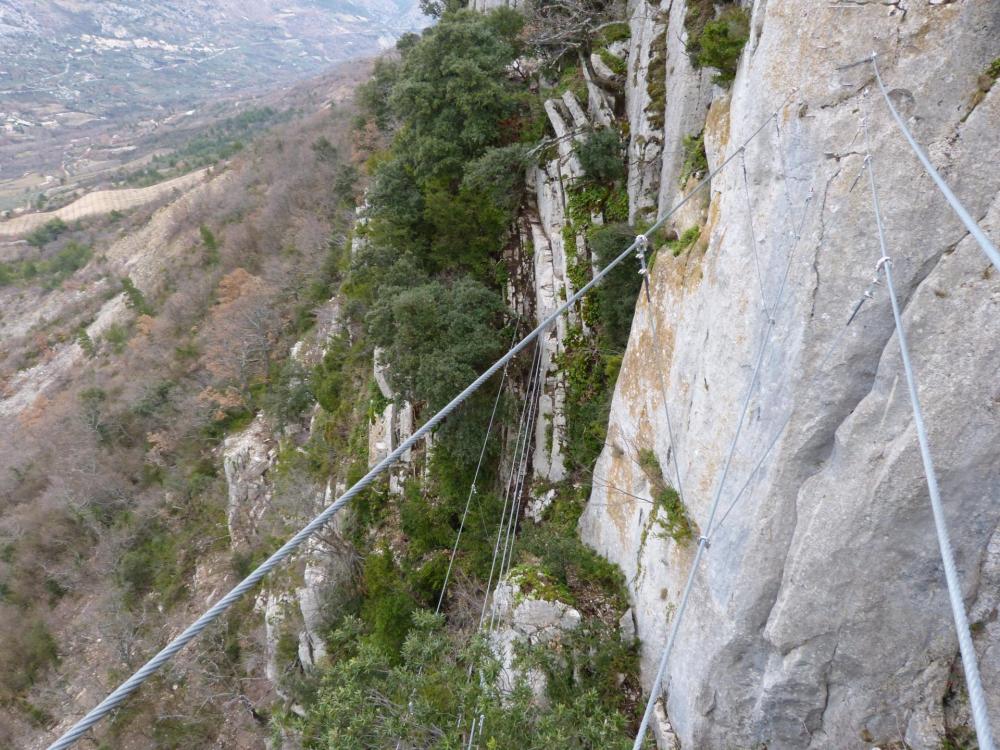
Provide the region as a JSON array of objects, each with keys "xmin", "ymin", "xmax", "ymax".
[
  {"xmin": 46, "ymin": 99, "xmax": 792, "ymax": 750},
  {"xmin": 436, "ymin": 322, "xmax": 521, "ymax": 614},
  {"xmin": 862, "ymin": 106, "xmax": 997, "ymax": 750},
  {"xmin": 709, "ymin": 270, "xmax": 882, "ymax": 537},
  {"xmin": 468, "ymin": 348, "xmax": 545, "ymax": 749},
  {"xmin": 870, "ymin": 53, "xmax": 1000, "ymax": 274},
  {"xmin": 489, "ymin": 345, "xmax": 544, "ymax": 633},
  {"xmin": 478, "ymin": 340, "xmax": 542, "ymax": 629},
  {"xmin": 632, "ymin": 144, "xmax": 817, "ymax": 750},
  {"xmin": 740, "ymin": 149, "xmax": 768, "ymax": 311}
]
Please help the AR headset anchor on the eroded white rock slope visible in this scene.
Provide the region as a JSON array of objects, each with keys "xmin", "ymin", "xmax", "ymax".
[{"xmin": 580, "ymin": 1, "xmax": 1000, "ymax": 748}]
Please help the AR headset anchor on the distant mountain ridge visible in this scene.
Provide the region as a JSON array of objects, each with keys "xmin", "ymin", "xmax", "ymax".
[{"xmin": 0, "ymin": 0, "xmax": 426, "ymax": 118}]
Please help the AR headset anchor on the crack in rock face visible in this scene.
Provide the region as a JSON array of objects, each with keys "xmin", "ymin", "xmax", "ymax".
[{"xmin": 580, "ymin": 0, "xmax": 1000, "ymax": 747}]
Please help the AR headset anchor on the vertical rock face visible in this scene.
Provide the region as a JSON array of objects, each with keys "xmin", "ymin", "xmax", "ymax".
[
  {"xmin": 653, "ymin": 0, "xmax": 715, "ymax": 217},
  {"xmin": 581, "ymin": 1, "xmax": 1000, "ymax": 747},
  {"xmin": 224, "ymin": 415, "xmax": 276, "ymax": 549},
  {"xmin": 370, "ymin": 347, "xmax": 417, "ymax": 495},
  {"xmin": 623, "ymin": 0, "xmax": 667, "ymax": 221},
  {"xmin": 524, "ymin": 90, "xmax": 599, "ymax": 483}
]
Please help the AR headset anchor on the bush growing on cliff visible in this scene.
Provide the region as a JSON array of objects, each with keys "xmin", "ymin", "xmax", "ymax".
[
  {"xmin": 121, "ymin": 276, "xmax": 154, "ymax": 316},
  {"xmin": 366, "ymin": 276, "xmax": 508, "ymax": 414},
  {"xmin": 389, "ymin": 8, "xmax": 525, "ymax": 183},
  {"xmin": 638, "ymin": 448, "xmax": 695, "ymax": 544},
  {"xmin": 294, "ymin": 612, "xmax": 635, "ymax": 749},
  {"xmin": 462, "ymin": 143, "xmax": 532, "ymax": 213},
  {"xmin": 576, "ymin": 127, "xmax": 627, "ymax": 185},
  {"xmin": 679, "ymin": 131, "xmax": 708, "ymax": 185},
  {"xmin": 689, "ymin": 5, "xmax": 750, "ymax": 85}
]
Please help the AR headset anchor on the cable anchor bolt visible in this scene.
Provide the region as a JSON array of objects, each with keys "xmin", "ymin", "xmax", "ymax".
[
  {"xmin": 875, "ymin": 256, "xmax": 892, "ymax": 275},
  {"xmin": 635, "ymin": 234, "xmax": 650, "ymax": 276},
  {"xmin": 698, "ymin": 535, "xmax": 711, "ymax": 549}
]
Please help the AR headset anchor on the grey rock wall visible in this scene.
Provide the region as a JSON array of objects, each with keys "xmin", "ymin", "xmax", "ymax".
[{"xmin": 580, "ymin": 1, "xmax": 1000, "ymax": 747}]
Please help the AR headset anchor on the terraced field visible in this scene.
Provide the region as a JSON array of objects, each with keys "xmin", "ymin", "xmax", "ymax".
[{"xmin": 0, "ymin": 169, "xmax": 209, "ymax": 238}]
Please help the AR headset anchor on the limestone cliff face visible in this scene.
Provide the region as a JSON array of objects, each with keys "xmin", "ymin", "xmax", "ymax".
[
  {"xmin": 579, "ymin": 1, "xmax": 1000, "ymax": 748},
  {"xmin": 222, "ymin": 297, "xmax": 356, "ymax": 704}
]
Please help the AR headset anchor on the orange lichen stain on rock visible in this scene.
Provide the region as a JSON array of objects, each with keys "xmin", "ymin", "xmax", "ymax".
[
  {"xmin": 602, "ymin": 423, "xmax": 637, "ymax": 540},
  {"xmin": 691, "ymin": 191, "xmax": 723, "ymax": 291},
  {"xmin": 705, "ymin": 94, "xmax": 732, "ymax": 153}
]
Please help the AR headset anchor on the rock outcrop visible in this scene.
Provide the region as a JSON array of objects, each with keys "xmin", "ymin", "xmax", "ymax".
[
  {"xmin": 227, "ymin": 309, "xmax": 358, "ymax": 700},
  {"xmin": 224, "ymin": 415, "xmax": 276, "ymax": 549},
  {"xmin": 488, "ymin": 573, "xmax": 582, "ymax": 702},
  {"xmin": 580, "ymin": 1, "xmax": 1000, "ymax": 748}
]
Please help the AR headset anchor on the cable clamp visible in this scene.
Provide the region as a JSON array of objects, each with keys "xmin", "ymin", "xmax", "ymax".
[
  {"xmin": 698, "ymin": 535, "xmax": 711, "ymax": 549},
  {"xmin": 635, "ymin": 234, "xmax": 650, "ymax": 275},
  {"xmin": 875, "ymin": 256, "xmax": 892, "ymax": 275}
]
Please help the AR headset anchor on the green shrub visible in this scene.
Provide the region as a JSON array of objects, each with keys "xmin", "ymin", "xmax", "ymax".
[
  {"xmin": 117, "ymin": 518, "xmax": 186, "ymax": 606},
  {"xmin": 0, "ymin": 619, "xmax": 59, "ymax": 698},
  {"xmin": 461, "ymin": 144, "xmax": 532, "ymax": 213},
  {"xmin": 26, "ymin": 218, "xmax": 68, "ymax": 248},
  {"xmin": 556, "ymin": 327, "xmax": 617, "ymax": 472},
  {"xmin": 104, "ymin": 323, "xmax": 130, "ymax": 354},
  {"xmin": 294, "ymin": 612, "xmax": 635, "ymax": 748},
  {"xmin": 389, "ymin": 8, "xmax": 525, "ymax": 183},
  {"xmin": 690, "ymin": 6, "xmax": 750, "ymax": 85},
  {"xmin": 77, "ymin": 330, "xmax": 97, "ymax": 357},
  {"xmin": 575, "ymin": 128, "xmax": 626, "ymax": 184},
  {"xmin": 361, "ymin": 545, "xmax": 416, "ymax": 655},
  {"xmin": 121, "ymin": 276, "xmax": 154, "ymax": 316},
  {"xmin": 199, "ymin": 224, "xmax": 220, "ymax": 265},
  {"xmin": 312, "ymin": 333, "xmax": 352, "ymax": 413},
  {"xmin": 0, "ymin": 240, "xmax": 91, "ymax": 289},
  {"xmin": 366, "ymin": 276, "xmax": 508, "ymax": 412},
  {"xmin": 679, "ymin": 131, "xmax": 708, "ymax": 185},
  {"xmin": 399, "ymin": 481, "xmax": 453, "ymax": 556},
  {"xmin": 46, "ymin": 241, "xmax": 91, "ymax": 280},
  {"xmin": 263, "ymin": 359, "xmax": 314, "ymax": 426},
  {"xmin": 588, "ymin": 223, "xmax": 644, "ymax": 350}
]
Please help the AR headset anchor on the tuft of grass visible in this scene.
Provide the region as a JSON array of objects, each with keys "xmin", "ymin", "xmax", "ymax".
[
  {"xmin": 598, "ymin": 48, "xmax": 627, "ymax": 76},
  {"xmin": 987, "ymin": 57, "xmax": 1000, "ymax": 81},
  {"xmin": 667, "ymin": 225, "xmax": 701, "ymax": 256},
  {"xmin": 638, "ymin": 448, "xmax": 695, "ymax": 544},
  {"xmin": 596, "ymin": 22, "xmax": 631, "ymax": 46}
]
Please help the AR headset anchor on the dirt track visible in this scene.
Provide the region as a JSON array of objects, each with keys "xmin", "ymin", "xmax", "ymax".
[{"xmin": 0, "ymin": 168, "xmax": 209, "ymax": 238}]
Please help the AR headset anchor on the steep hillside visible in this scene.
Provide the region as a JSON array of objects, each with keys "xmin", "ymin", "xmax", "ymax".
[
  {"xmin": 0, "ymin": 86, "xmax": 363, "ymax": 748},
  {"xmin": 9, "ymin": 2, "xmax": 1000, "ymax": 750}
]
